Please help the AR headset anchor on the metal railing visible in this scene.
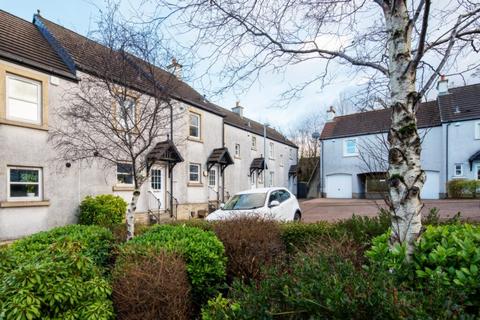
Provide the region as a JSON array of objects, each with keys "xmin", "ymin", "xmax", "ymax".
[
  {"xmin": 147, "ymin": 190, "xmax": 162, "ymax": 223},
  {"xmin": 166, "ymin": 190, "xmax": 179, "ymax": 219}
]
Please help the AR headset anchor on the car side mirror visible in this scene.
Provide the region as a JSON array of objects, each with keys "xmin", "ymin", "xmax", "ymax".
[
  {"xmin": 269, "ymin": 200, "xmax": 280, "ymax": 208},
  {"xmin": 219, "ymin": 203, "xmax": 225, "ymax": 209}
]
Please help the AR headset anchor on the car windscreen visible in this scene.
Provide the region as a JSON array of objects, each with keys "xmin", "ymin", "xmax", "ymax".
[{"xmin": 223, "ymin": 192, "xmax": 267, "ymax": 210}]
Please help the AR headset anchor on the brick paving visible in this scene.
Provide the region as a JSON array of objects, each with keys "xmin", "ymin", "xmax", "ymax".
[{"xmin": 300, "ymin": 198, "xmax": 480, "ymax": 223}]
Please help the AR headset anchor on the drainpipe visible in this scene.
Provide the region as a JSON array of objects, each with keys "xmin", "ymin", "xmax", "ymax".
[
  {"xmin": 169, "ymin": 103, "xmax": 174, "ymax": 217},
  {"xmin": 445, "ymin": 123, "xmax": 450, "ymax": 198},
  {"xmin": 320, "ymin": 140, "xmax": 324, "ymax": 198},
  {"xmin": 221, "ymin": 119, "xmax": 225, "ymax": 203},
  {"xmin": 264, "ymin": 124, "xmax": 267, "ymax": 187}
]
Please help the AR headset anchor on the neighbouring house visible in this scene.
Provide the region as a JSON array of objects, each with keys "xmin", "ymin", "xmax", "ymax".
[
  {"xmin": 0, "ymin": 10, "xmax": 298, "ymax": 240},
  {"xmin": 319, "ymin": 78, "xmax": 480, "ymax": 200}
]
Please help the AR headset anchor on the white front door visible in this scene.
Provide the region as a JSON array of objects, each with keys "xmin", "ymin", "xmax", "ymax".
[
  {"xmin": 149, "ymin": 166, "xmax": 165, "ymax": 210},
  {"xmin": 208, "ymin": 168, "xmax": 218, "ymax": 201},
  {"xmin": 250, "ymin": 172, "xmax": 256, "ymax": 189}
]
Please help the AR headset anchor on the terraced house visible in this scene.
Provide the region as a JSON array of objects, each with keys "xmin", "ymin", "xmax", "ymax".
[
  {"xmin": 0, "ymin": 10, "xmax": 298, "ymax": 240},
  {"xmin": 319, "ymin": 78, "xmax": 480, "ymax": 200}
]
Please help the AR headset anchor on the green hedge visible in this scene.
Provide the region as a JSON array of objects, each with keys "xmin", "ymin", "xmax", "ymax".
[
  {"xmin": 79, "ymin": 194, "xmax": 127, "ymax": 227},
  {"xmin": 123, "ymin": 224, "xmax": 226, "ymax": 307},
  {"xmin": 448, "ymin": 179, "xmax": 480, "ymax": 198},
  {"xmin": 0, "ymin": 225, "xmax": 114, "ymax": 319}
]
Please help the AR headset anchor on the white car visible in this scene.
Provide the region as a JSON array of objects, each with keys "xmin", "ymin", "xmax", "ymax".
[{"xmin": 206, "ymin": 187, "xmax": 302, "ymax": 222}]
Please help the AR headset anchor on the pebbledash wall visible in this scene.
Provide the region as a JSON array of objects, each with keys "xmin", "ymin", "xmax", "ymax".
[{"xmin": 0, "ymin": 61, "xmax": 298, "ymax": 240}]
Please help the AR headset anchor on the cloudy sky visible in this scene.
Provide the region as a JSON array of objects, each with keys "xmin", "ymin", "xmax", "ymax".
[{"xmin": 3, "ymin": 0, "xmax": 478, "ymax": 133}]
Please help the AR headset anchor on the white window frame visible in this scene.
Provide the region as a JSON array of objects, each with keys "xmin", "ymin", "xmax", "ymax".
[
  {"xmin": 189, "ymin": 163, "xmax": 201, "ymax": 183},
  {"xmin": 269, "ymin": 142, "xmax": 275, "ymax": 159},
  {"xmin": 116, "ymin": 96, "xmax": 137, "ymax": 130},
  {"xmin": 475, "ymin": 122, "xmax": 480, "ymax": 140},
  {"xmin": 343, "ymin": 138, "xmax": 358, "ymax": 157},
  {"xmin": 208, "ymin": 168, "xmax": 217, "ymax": 187},
  {"xmin": 116, "ymin": 162, "xmax": 134, "ymax": 186},
  {"xmin": 454, "ymin": 163, "xmax": 464, "ymax": 177},
  {"xmin": 289, "ymin": 149, "xmax": 293, "ymax": 160},
  {"xmin": 6, "ymin": 74, "xmax": 42, "ymax": 125},
  {"xmin": 189, "ymin": 112, "xmax": 201, "ymax": 139},
  {"xmin": 235, "ymin": 143, "xmax": 241, "ymax": 158},
  {"xmin": 7, "ymin": 166, "xmax": 43, "ymax": 201},
  {"xmin": 252, "ymin": 136, "xmax": 257, "ymax": 150},
  {"xmin": 269, "ymin": 171, "xmax": 274, "ymax": 187}
]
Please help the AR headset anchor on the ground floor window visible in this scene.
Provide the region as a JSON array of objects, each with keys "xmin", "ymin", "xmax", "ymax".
[
  {"xmin": 189, "ymin": 163, "xmax": 201, "ymax": 183},
  {"xmin": 476, "ymin": 165, "xmax": 480, "ymax": 180},
  {"xmin": 364, "ymin": 173, "xmax": 388, "ymax": 193},
  {"xmin": 269, "ymin": 171, "xmax": 274, "ymax": 187},
  {"xmin": 454, "ymin": 163, "xmax": 463, "ymax": 177},
  {"xmin": 8, "ymin": 166, "xmax": 42, "ymax": 201},
  {"xmin": 117, "ymin": 163, "xmax": 134, "ymax": 185}
]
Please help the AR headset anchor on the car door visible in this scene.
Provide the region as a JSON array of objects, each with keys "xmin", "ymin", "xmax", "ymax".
[
  {"xmin": 277, "ymin": 189, "xmax": 294, "ymax": 220},
  {"xmin": 267, "ymin": 190, "xmax": 281, "ymax": 220}
]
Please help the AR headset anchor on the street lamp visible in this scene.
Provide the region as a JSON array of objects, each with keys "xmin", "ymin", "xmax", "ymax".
[{"xmin": 312, "ymin": 131, "xmax": 321, "ymax": 197}]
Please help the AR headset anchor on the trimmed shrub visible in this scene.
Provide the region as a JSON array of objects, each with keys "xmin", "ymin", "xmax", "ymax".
[
  {"xmin": 113, "ymin": 249, "xmax": 191, "ymax": 320},
  {"xmin": 125, "ymin": 225, "xmax": 226, "ymax": 307},
  {"xmin": 0, "ymin": 225, "xmax": 114, "ymax": 319},
  {"xmin": 279, "ymin": 221, "xmax": 332, "ymax": 252},
  {"xmin": 448, "ymin": 179, "xmax": 480, "ymax": 198},
  {"xmin": 108, "ymin": 223, "xmax": 150, "ymax": 244},
  {"xmin": 213, "ymin": 218, "xmax": 285, "ymax": 283},
  {"xmin": 332, "ymin": 209, "xmax": 391, "ymax": 244},
  {"xmin": 202, "ymin": 239, "xmax": 471, "ymax": 319},
  {"xmin": 79, "ymin": 194, "xmax": 127, "ymax": 227},
  {"xmin": 167, "ymin": 219, "xmax": 214, "ymax": 231}
]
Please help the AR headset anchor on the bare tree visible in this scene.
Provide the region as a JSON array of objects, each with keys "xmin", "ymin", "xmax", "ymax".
[
  {"xmin": 50, "ymin": 7, "xmax": 184, "ymax": 240},
  {"xmin": 142, "ymin": 0, "xmax": 479, "ymax": 252}
]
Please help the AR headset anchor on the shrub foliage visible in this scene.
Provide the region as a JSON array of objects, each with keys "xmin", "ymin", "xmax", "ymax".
[
  {"xmin": 79, "ymin": 194, "xmax": 127, "ymax": 227},
  {"xmin": 448, "ymin": 179, "xmax": 480, "ymax": 198}
]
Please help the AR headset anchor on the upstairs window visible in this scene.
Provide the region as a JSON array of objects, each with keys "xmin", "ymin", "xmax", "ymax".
[
  {"xmin": 117, "ymin": 163, "xmax": 133, "ymax": 185},
  {"xmin": 116, "ymin": 96, "xmax": 136, "ymax": 130},
  {"xmin": 189, "ymin": 112, "xmax": 201, "ymax": 138},
  {"xmin": 8, "ymin": 167, "xmax": 43, "ymax": 201},
  {"xmin": 343, "ymin": 138, "xmax": 358, "ymax": 156},
  {"xmin": 235, "ymin": 143, "xmax": 241, "ymax": 157},
  {"xmin": 454, "ymin": 163, "xmax": 463, "ymax": 177},
  {"xmin": 269, "ymin": 142, "xmax": 274, "ymax": 159},
  {"xmin": 6, "ymin": 74, "xmax": 42, "ymax": 125},
  {"xmin": 252, "ymin": 136, "xmax": 257, "ymax": 149},
  {"xmin": 289, "ymin": 149, "xmax": 293, "ymax": 159},
  {"xmin": 280, "ymin": 154, "xmax": 284, "ymax": 167}
]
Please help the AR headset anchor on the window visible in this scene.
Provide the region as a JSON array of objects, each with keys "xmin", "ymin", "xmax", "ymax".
[
  {"xmin": 116, "ymin": 96, "xmax": 136, "ymax": 130},
  {"xmin": 289, "ymin": 149, "xmax": 293, "ymax": 160},
  {"xmin": 208, "ymin": 169, "xmax": 216, "ymax": 187},
  {"xmin": 280, "ymin": 154, "xmax": 284, "ymax": 167},
  {"xmin": 252, "ymin": 136, "xmax": 257, "ymax": 149},
  {"xmin": 189, "ymin": 112, "xmax": 201, "ymax": 138},
  {"xmin": 258, "ymin": 172, "xmax": 264, "ymax": 184},
  {"xmin": 6, "ymin": 74, "xmax": 42, "ymax": 124},
  {"xmin": 269, "ymin": 142, "xmax": 274, "ymax": 159},
  {"xmin": 150, "ymin": 169, "xmax": 162, "ymax": 190},
  {"xmin": 343, "ymin": 138, "xmax": 358, "ymax": 156},
  {"xmin": 475, "ymin": 122, "xmax": 480, "ymax": 140},
  {"xmin": 269, "ymin": 171, "xmax": 274, "ymax": 187},
  {"xmin": 454, "ymin": 164, "xmax": 463, "ymax": 177},
  {"xmin": 476, "ymin": 164, "xmax": 480, "ymax": 180},
  {"xmin": 8, "ymin": 167, "xmax": 42, "ymax": 201},
  {"xmin": 235, "ymin": 143, "xmax": 241, "ymax": 157},
  {"xmin": 189, "ymin": 163, "xmax": 201, "ymax": 183},
  {"xmin": 117, "ymin": 163, "xmax": 133, "ymax": 185}
]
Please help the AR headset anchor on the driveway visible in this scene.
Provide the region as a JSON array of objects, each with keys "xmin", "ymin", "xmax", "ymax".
[{"xmin": 300, "ymin": 198, "xmax": 480, "ymax": 223}]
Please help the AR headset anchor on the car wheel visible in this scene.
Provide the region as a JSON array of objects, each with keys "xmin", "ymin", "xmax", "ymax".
[{"xmin": 293, "ymin": 211, "xmax": 301, "ymax": 222}]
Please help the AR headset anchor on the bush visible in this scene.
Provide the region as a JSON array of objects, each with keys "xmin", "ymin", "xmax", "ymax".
[
  {"xmin": 113, "ymin": 249, "xmax": 191, "ymax": 320},
  {"xmin": 279, "ymin": 221, "xmax": 331, "ymax": 252},
  {"xmin": 79, "ymin": 194, "xmax": 127, "ymax": 227},
  {"xmin": 125, "ymin": 225, "xmax": 226, "ymax": 307},
  {"xmin": 367, "ymin": 224, "xmax": 480, "ymax": 306},
  {"xmin": 213, "ymin": 218, "xmax": 285, "ymax": 283},
  {"xmin": 0, "ymin": 225, "xmax": 114, "ymax": 319},
  {"xmin": 202, "ymin": 239, "xmax": 469, "ymax": 319},
  {"xmin": 333, "ymin": 209, "xmax": 391, "ymax": 244},
  {"xmin": 448, "ymin": 179, "xmax": 480, "ymax": 198}
]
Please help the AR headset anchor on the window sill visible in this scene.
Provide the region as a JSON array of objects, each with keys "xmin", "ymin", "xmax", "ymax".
[
  {"xmin": 0, "ymin": 119, "xmax": 48, "ymax": 131},
  {"xmin": 188, "ymin": 182, "xmax": 203, "ymax": 187},
  {"xmin": 187, "ymin": 136, "xmax": 203, "ymax": 143},
  {"xmin": 0, "ymin": 200, "xmax": 50, "ymax": 208},
  {"xmin": 343, "ymin": 154, "xmax": 358, "ymax": 158},
  {"xmin": 112, "ymin": 185, "xmax": 135, "ymax": 192},
  {"xmin": 234, "ymin": 156, "xmax": 241, "ymax": 159}
]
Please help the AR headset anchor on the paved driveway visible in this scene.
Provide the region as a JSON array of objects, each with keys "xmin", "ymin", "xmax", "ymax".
[{"xmin": 300, "ymin": 198, "xmax": 480, "ymax": 223}]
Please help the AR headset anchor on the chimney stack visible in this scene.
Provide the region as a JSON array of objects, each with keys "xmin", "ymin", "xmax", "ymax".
[
  {"xmin": 168, "ymin": 58, "xmax": 183, "ymax": 79},
  {"xmin": 232, "ymin": 101, "xmax": 244, "ymax": 117},
  {"xmin": 327, "ymin": 106, "xmax": 336, "ymax": 121},
  {"xmin": 437, "ymin": 75, "xmax": 449, "ymax": 95}
]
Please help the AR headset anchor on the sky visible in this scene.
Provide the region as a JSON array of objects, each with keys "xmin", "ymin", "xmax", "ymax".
[{"xmin": 2, "ymin": 1, "xmax": 478, "ymax": 134}]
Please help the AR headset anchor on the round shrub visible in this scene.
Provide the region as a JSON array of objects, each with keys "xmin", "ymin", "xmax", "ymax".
[
  {"xmin": 0, "ymin": 225, "xmax": 114, "ymax": 319},
  {"xmin": 213, "ymin": 218, "xmax": 285, "ymax": 283},
  {"xmin": 126, "ymin": 225, "xmax": 226, "ymax": 307},
  {"xmin": 79, "ymin": 194, "xmax": 127, "ymax": 227},
  {"xmin": 113, "ymin": 249, "xmax": 191, "ymax": 320}
]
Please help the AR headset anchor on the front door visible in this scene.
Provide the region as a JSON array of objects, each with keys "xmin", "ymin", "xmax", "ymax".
[
  {"xmin": 208, "ymin": 167, "xmax": 218, "ymax": 201},
  {"xmin": 149, "ymin": 166, "xmax": 165, "ymax": 210}
]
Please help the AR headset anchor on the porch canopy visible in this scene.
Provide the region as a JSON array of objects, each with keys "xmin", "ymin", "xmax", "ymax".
[
  {"xmin": 250, "ymin": 157, "xmax": 267, "ymax": 176},
  {"xmin": 288, "ymin": 164, "xmax": 298, "ymax": 177},
  {"xmin": 468, "ymin": 150, "xmax": 480, "ymax": 170},
  {"xmin": 146, "ymin": 140, "xmax": 184, "ymax": 169},
  {"xmin": 207, "ymin": 147, "xmax": 234, "ymax": 172}
]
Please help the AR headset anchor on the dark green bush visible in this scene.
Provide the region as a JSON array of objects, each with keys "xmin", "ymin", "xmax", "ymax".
[
  {"xmin": 79, "ymin": 194, "xmax": 127, "ymax": 227},
  {"xmin": 333, "ymin": 209, "xmax": 391, "ymax": 244},
  {"xmin": 0, "ymin": 225, "xmax": 114, "ymax": 319},
  {"xmin": 279, "ymin": 221, "xmax": 331, "ymax": 252},
  {"xmin": 202, "ymin": 239, "xmax": 470, "ymax": 319},
  {"xmin": 124, "ymin": 224, "xmax": 226, "ymax": 307},
  {"xmin": 367, "ymin": 224, "xmax": 480, "ymax": 307},
  {"xmin": 448, "ymin": 179, "xmax": 480, "ymax": 198}
]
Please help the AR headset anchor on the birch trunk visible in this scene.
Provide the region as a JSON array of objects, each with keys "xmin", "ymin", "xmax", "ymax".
[
  {"xmin": 126, "ymin": 189, "xmax": 140, "ymax": 241},
  {"xmin": 384, "ymin": 1, "xmax": 425, "ymax": 254}
]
